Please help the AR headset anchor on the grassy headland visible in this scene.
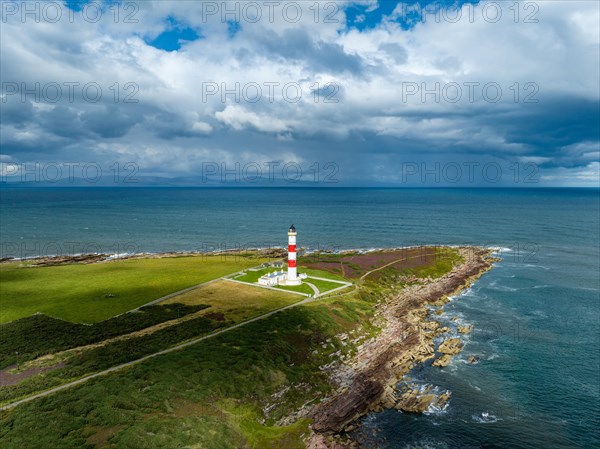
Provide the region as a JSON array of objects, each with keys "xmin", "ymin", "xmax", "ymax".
[{"xmin": 0, "ymin": 246, "xmax": 497, "ymax": 449}]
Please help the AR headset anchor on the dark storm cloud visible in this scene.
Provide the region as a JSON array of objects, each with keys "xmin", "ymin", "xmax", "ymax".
[
  {"xmin": 81, "ymin": 105, "xmax": 141, "ymax": 139},
  {"xmin": 474, "ymin": 97, "xmax": 600, "ymax": 167},
  {"xmin": 0, "ymin": 95, "xmax": 35, "ymax": 126},
  {"xmin": 256, "ymin": 28, "xmax": 364, "ymax": 75},
  {"xmin": 38, "ymin": 106, "xmax": 88, "ymax": 139}
]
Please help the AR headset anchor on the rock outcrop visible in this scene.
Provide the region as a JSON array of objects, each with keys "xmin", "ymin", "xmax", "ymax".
[
  {"xmin": 438, "ymin": 338, "xmax": 463, "ymax": 355},
  {"xmin": 468, "ymin": 355, "xmax": 480, "ymax": 364},
  {"xmin": 432, "ymin": 354, "xmax": 453, "ymax": 367},
  {"xmin": 394, "ymin": 384, "xmax": 451, "ymax": 413},
  {"xmin": 307, "ymin": 247, "xmax": 497, "ymax": 447},
  {"xmin": 458, "ymin": 325, "xmax": 473, "ymax": 334}
]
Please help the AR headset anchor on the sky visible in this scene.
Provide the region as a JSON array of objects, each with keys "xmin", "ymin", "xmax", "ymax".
[{"xmin": 1, "ymin": 0, "xmax": 599, "ymax": 187}]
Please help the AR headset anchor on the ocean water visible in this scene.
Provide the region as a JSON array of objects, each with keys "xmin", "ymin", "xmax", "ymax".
[{"xmin": 1, "ymin": 187, "xmax": 599, "ymax": 448}]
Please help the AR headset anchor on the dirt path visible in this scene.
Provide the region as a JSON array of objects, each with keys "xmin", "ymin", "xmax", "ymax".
[{"xmin": 304, "ymin": 282, "xmax": 321, "ymax": 297}]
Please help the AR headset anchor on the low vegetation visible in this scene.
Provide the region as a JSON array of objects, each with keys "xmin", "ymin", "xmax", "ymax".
[
  {"xmin": 0, "ymin": 303, "xmax": 208, "ymax": 369},
  {"xmin": 0, "ymin": 281, "xmax": 302, "ymax": 404},
  {"xmin": 0, "ymin": 295, "xmax": 377, "ymax": 449},
  {"xmin": 300, "ymin": 246, "xmax": 462, "ymax": 279}
]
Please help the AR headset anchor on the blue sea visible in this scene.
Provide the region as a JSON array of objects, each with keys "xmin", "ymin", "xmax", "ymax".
[{"xmin": 1, "ymin": 187, "xmax": 598, "ymax": 448}]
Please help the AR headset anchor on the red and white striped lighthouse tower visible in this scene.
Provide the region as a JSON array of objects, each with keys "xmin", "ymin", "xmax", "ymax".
[{"xmin": 286, "ymin": 224, "xmax": 301, "ymax": 285}]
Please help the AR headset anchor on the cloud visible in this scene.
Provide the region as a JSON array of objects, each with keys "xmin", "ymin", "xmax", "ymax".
[
  {"xmin": 0, "ymin": 0, "xmax": 598, "ymax": 186},
  {"xmin": 254, "ymin": 28, "xmax": 365, "ymax": 75},
  {"xmin": 215, "ymin": 105, "xmax": 290, "ymax": 133}
]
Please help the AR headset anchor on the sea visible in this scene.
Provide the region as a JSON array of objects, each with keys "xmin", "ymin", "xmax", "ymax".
[{"xmin": 0, "ymin": 187, "xmax": 598, "ymax": 449}]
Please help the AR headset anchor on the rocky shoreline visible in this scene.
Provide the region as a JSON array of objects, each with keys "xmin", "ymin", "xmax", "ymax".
[
  {"xmin": 0, "ymin": 248, "xmax": 288, "ymax": 267},
  {"xmin": 306, "ymin": 247, "xmax": 499, "ymax": 449}
]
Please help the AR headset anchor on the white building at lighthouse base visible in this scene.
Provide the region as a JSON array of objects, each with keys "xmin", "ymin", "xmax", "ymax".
[{"xmin": 257, "ymin": 270, "xmax": 306, "ymax": 287}]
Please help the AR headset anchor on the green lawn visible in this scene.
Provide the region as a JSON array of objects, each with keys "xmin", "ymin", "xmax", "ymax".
[
  {"xmin": 236, "ymin": 266, "xmax": 348, "ymax": 283},
  {"xmin": 306, "ymin": 277, "xmax": 349, "ymax": 295},
  {"xmin": 270, "ymin": 283, "xmax": 314, "ymax": 295},
  {"xmin": 234, "ymin": 267, "xmax": 274, "ymax": 283},
  {"xmin": 234, "ymin": 267, "xmax": 347, "ymax": 296},
  {"xmin": 0, "ymin": 256, "xmax": 270, "ymax": 324}
]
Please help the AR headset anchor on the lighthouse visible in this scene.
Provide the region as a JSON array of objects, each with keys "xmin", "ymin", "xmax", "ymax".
[{"xmin": 286, "ymin": 224, "xmax": 301, "ymax": 285}]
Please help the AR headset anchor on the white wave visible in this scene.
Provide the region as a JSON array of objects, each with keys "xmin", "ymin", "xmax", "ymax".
[
  {"xmin": 106, "ymin": 252, "xmax": 135, "ymax": 260},
  {"xmin": 401, "ymin": 438, "xmax": 449, "ymax": 449},
  {"xmin": 395, "ymin": 382, "xmax": 453, "ymax": 417},
  {"xmin": 472, "ymin": 411, "xmax": 501, "ymax": 424},
  {"xmin": 487, "ymin": 280, "xmax": 518, "ymax": 292},
  {"xmin": 452, "ymin": 286, "xmax": 475, "ymax": 299},
  {"xmin": 489, "ymin": 246, "xmax": 513, "ymax": 253},
  {"xmin": 574, "ymin": 286, "xmax": 600, "ymax": 292},
  {"xmin": 14, "ymin": 252, "xmax": 100, "ymax": 260},
  {"xmin": 424, "ymin": 400, "xmax": 450, "ymax": 416},
  {"xmin": 523, "ymin": 264, "xmax": 550, "ymax": 270},
  {"xmin": 529, "ymin": 310, "xmax": 548, "ymax": 319}
]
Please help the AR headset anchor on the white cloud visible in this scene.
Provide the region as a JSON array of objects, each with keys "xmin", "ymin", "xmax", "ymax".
[
  {"xmin": 215, "ymin": 105, "xmax": 290, "ymax": 133},
  {"xmin": 0, "ymin": 0, "xmax": 598, "ymax": 185}
]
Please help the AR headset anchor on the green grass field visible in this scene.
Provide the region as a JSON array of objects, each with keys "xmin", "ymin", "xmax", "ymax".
[
  {"xmin": 162, "ymin": 280, "xmax": 303, "ymax": 322},
  {"xmin": 234, "ymin": 266, "xmax": 349, "ymax": 296},
  {"xmin": 0, "ymin": 256, "xmax": 270, "ymax": 324},
  {"xmin": 269, "ymin": 283, "xmax": 314, "ymax": 295},
  {"xmin": 305, "ymin": 277, "xmax": 348, "ymax": 295},
  {"xmin": 367, "ymin": 247, "xmax": 464, "ymax": 282},
  {"xmin": 233, "ymin": 269, "xmax": 311, "ymax": 294},
  {"xmin": 0, "ymin": 303, "xmax": 209, "ymax": 369}
]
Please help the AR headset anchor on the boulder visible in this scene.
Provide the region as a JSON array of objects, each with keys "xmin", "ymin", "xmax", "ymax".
[
  {"xmin": 435, "ymin": 326, "xmax": 451, "ymax": 336},
  {"xmin": 468, "ymin": 355, "xmax": 480, "ymax": 364},
  {"xmin": 429, "ymin": 296, "xmax": 450, "ymax": 306},
  {"xmin": 421, "ymin": 321, "xmax": 440, "ymax": 331},
  {"xmin": 394, "ymin": 385, "xmax": 451, "ymax": 413},
  {"xmin": 438, "ymin": 338, "xmax": 463, "ymax": 355},
  {"xmin": 458, "ymin": 325, "xmax": 473, "ymax": 334},
  {"xmin": 432, "ymin": 354, "xmax": 453, "ymax": 367}
]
